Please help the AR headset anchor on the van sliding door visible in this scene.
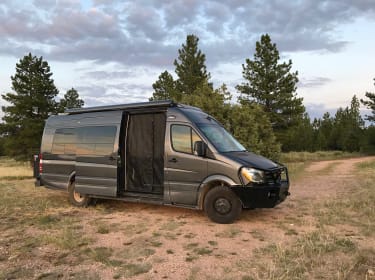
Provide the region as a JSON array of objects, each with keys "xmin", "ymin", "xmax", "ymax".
[
  {"xmin": 125, "ymin": 112, "xmax": 166, "ymax": 194},
  {"xmin": 75, "ymin": 111, "xmax": 122, "ymax": 197}
]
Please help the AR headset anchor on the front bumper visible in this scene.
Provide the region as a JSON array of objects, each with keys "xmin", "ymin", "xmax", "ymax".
[{"xmin": 232, "ymin": 181, "xmax": 290, "ymax": 208}]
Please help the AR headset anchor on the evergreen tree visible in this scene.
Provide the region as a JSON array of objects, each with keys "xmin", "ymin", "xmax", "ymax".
[
  {"xmin": 59, "ymin": 87, "xmax": 84, "ymax": 112},
  {"xmin": 236, "ymin": 34, "xmax": 305, "ymax": 148},
  {"xmin": 312, "ymin": 118, "xmax": 328, "ymax": 151},
  {"xmin": 227, "ymin": 104, "xmax": 281, "ymax": 159},
  {"xmin": 1, "ymin": 53, "xmax": 58, "ymax": 159},
  {"xmin": 360, "ymin": 78, "xmax": 375, "ymax": 123},
  {"xmin": 181, "ymin": 81, "xmax": 231, "ymax": 125},
  {"xmin": 174, "ymin": 34, "xmax": 211, "ymax": 95},
  {"xmin": 330, "ymin": 96, "xmax": 364, "ymax": 152},
  {"xmin": 282, "ymin": 113, "xmax": 314, "ymax": 152},
  {"xmin": 149, "ymin": 71, "xmax": 180, "ymax": 101}
]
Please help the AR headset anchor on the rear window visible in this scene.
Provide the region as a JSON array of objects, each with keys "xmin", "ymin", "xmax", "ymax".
[{"xmin": 51, "ymin": 128, "xmax": 76, "ymax": 155}]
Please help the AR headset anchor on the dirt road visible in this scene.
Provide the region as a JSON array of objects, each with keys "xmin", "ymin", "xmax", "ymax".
[{"xmin": 1, "ymin": 156, "xmax": 374, "ymax": 279}]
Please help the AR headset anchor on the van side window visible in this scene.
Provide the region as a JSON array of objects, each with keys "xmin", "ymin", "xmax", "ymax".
[
  {"xmin": 171, "ymin": 125, "xmax": 201, "ymax": 154},
  {"xmin": 52, "ymin": 128, "xmax": 76, "ymax": 155},
  {"xmin": 76, "ymin": 126, "xmax": 117, "ymax": 156}
]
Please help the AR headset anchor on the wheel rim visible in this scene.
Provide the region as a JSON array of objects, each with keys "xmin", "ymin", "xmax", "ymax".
[
  {"xmin": 214, "ymin": 197, "xmax": 232, "ymax": 215},
  {"xmin": 73, "ymin": 190, "xmax": 85, "ymax": 203}
]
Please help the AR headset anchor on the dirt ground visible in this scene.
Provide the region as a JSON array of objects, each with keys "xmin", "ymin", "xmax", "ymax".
[{"xmin": 0, "ymin": 156, "xmax": 374, "ymax": 279}]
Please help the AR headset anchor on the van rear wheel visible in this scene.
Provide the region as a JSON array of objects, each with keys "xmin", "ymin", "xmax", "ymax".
[
  {"xmin": 204, "ymin": 186, "xmax": 242, "ymax": 224},
  {"xmin": 68, "ymin": 181, "xmax": 91, "ymax": 207}
]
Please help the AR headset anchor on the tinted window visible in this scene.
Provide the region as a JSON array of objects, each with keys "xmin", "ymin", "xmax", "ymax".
[
  {"xmin": 76, "ymin": 126, "xmax": 117, "ymax": 155},
  {"xmin": 51, "ymin": 126, "xmax": 117, "ymax": 155},
  {"xmin": 52, "ymin": 128, "xmax": 76, "ymax": 154},
  {"xmin": 197, "ymin": 123, "xmax": 246, "ymax": 153},
  {"xmin": 171, "ymin": 125, "xmax": 201, "ymax": 154}
]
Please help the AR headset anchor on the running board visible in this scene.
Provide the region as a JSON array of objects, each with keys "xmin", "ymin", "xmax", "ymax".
[{"xmin": 91, "ymin": 192, "xmax": 164, "ymax": 205}]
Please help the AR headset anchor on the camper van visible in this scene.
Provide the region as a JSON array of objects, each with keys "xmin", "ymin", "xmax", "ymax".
[{"xmin": 34, "ymin": 101, "xmax": 290, "ymax": 223}]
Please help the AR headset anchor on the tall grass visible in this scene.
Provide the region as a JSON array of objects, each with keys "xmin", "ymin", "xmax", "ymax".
[
  {"xmin": 280, "ymin": 151, "xmax": 362, "ymax": 163},
  {"xmin": 0, "ymin": 157, "xmax": 33, "ymax": 179},
  {"xmin": 245, "ymin": 159, "xmax": 375, "ymax": 280}
]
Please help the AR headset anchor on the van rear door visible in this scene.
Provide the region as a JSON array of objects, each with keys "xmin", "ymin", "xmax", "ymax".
[{"xmin": 74, "ymin": 111, "xmax": 122, "ymax": 197}]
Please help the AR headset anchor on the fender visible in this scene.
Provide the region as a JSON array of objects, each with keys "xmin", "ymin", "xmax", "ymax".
[
  {"xmin": 196, "ymin": 174, "xmax": 238, "ymax": 209},
  {"xmin": 67, "ymin": 171, "xmax": 76, "ymax": 190}
]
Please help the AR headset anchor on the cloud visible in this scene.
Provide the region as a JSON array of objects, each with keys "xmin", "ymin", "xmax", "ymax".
[
  {"xmin": 1, "ymin": 0, "xmax": 375, "ymax": 69},
  {"xmin": 299, "ymin": 77, "xmax": 332, "ymax": 88},
  {"xmin": 1, "ymin": 0, "xmax": 375, "ymax": 109}
]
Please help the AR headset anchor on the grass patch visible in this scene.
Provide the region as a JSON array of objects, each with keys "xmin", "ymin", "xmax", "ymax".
[
  {"xmin": 87, "ymin": 247, "xmax": 114, "ymax": 264},
  {"xmin": 240, "ymin": 158, "xmax": 375, "ymax": 280},
  {"xmin": 357, "ymin": 159, "xmax": 375, "ymax": 170},
  {"xmin": 96, "ymin": 223, "xmax": 110, "ymax": 234},
  {"xmin": 123, "ymin": 223, "xmax": 148, "ymax": 236},
  {"xmin": 41, "ymin": 226, "xmax": 90, "ymax": 250},
  {"xmin": 117, "ymin": 245, "xmax": 155, "ymax": 260},
  {"xmin": 285, "ymin": 161, "xmax": 309, "ymax": 181},
  {"xmin": 208, "ymin": 240, "xmax": 218, "ymax": 246},
  {"xmin": 280, "ymin": 151, "xmax": 361, "ymax": 163},
  {"xmin": 314, "ymin": 160, "xmax": 375, "ymax": 236},
  {"xmin": 37, "ymin": 214, "xmax": 61, "ymax": 227},
  {"xmin": 249, "ymin": 230, "xmax": 265, "ymax": 241},
  {"xmin": 1, "ymin": 267, "xmax": 35, "ymax": 279},
  {"xmin": 119, "ymin": 263, "xmax": 152, "ymax": 277},
  {"xmin": 160, "ymin": 220, "xmax": 183, "ymax": 231},
  {"xmin": 246, "ymin": 231, "xmax": 358, "ymax": 279},
  {"xmin": 193, "ymin": 247, "xmax": 213, "ymax": 255},
  {"xmin": 215, "ymin": 227, "xmax": 242, "ymax": 238}
]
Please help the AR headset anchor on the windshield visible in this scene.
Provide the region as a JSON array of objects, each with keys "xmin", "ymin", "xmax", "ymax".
[{"xmin": 197, "ymin": 123, "xmax": 246, "ymax": 153}]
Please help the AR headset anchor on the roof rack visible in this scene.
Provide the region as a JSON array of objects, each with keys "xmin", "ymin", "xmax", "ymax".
[{"xmin": 65, "ymin": 100, "xmax": 175, "ymax": 115}]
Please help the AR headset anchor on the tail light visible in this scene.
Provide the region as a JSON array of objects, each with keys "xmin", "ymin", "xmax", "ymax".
[{"xmin": 39, "ymin": 153, "xmax": 43, "ymax": 174}]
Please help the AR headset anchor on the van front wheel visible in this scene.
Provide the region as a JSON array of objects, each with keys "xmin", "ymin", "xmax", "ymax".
[
  {"xmin": 204, "ymin": 186, "xmax": 242, "ymax": 224},
  {"xmin": 68, "ymin": 181, "xmax": 91, "ymax": 207}
]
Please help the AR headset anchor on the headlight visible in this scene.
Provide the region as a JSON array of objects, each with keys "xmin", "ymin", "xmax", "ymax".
[{"xmin": 241, "ymin": 167, "xmax": 265, "ymax": 185}]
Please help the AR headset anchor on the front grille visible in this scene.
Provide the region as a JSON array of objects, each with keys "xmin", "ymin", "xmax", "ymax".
[{"xmin": 264, "ymin": 167, "xmax": 285, "ymax": 185}]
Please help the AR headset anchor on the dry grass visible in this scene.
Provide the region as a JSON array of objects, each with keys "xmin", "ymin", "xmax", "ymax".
[
  {"xmin": 0, "ymin": 156, "xmax": 374, "ymax": 279},
  {"xmin": 0, "ymin": 157, "xmax": 33, "ymax": 179},
  {"xmin": 280, "ymin": 151, "xmax": 362, "ymax": 163}
]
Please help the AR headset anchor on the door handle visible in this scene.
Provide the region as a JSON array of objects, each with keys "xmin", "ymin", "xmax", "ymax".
[
  {"xmin": 109, "ymin": 155, "xmax": 117, "ymax": 161},
  {"xmin": 169, "ymin": 158, "xmax": 178, "ymax": 163}
]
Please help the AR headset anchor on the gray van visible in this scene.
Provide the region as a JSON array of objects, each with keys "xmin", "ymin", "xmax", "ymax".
[{"xmin": 35, "ymin": 101, "xmax": 290, "ymax": 223}]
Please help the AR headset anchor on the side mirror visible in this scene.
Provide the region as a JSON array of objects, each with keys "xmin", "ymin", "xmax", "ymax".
[{"xmin": 193, "ymin": 141, "xmax": 206, "ymax": 157}]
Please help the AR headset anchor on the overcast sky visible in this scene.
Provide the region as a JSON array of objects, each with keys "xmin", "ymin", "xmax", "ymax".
[{"xmin": 1, "ymin": 0, "xmax": 374, "ymax": 119}]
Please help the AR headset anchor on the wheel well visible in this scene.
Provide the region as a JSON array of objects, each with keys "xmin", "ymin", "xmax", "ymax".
[
  {"xmin": 198, "ymin": 180, "xmax": 230, "ymax": 210},
  {"xmin": 67, "ymin": 172, "xmax": 75, "ymax": 190}
]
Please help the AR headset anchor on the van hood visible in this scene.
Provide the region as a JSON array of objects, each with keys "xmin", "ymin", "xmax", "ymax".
[{"xmin": 224, "ymin": 151, "xmax": 278, "ymax": 170}]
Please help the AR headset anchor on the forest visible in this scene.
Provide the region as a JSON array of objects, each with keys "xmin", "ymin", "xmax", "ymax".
[{"xmin": 1, "ymin": 34, "xmax": 374, "ymax": 160}]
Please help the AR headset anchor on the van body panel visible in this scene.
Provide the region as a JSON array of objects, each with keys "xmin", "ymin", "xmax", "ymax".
[
  {"xmin": 41, "ymin": 156, "xmax": 75, "ymax": 190},
  {"xmin": 165, "ymin": 121, "xmax": 208, "ymax": 205},
  {"xmin": 74, "ymin": 111, "xmax": 122, "ymax": 197},
  {"xmin": 224, "ymin": 151, "xmax": 278, "ymax": 170}
]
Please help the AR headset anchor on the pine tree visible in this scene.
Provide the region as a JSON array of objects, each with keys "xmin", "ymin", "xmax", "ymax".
[
  {"xmin": 236, "ymin": 34, "xmax": 305, "ymax": 147},
  {"xmin": 330, "ymin": 96, "xmax": 364, "ymax": 152},
  {"xmin": 1, "ymin": 53, "xmax": 58, "ymax": 159},
  {"xmin": 227, "ymin": 104, "xmax": 281, "ymax": 159},
  {"xmin": 59, "ymin": 87, "xmax": 84, "ymax": 112},
  {"xmin": 149, "ymin": 71, "xmax": 180, "ymax": 101},
  {"xmin": 360, "ymin": 78, "xmax": 375, "ymax": 123},
  {"xmin": 282, "ymin": 113, "xmax": 314, "ymax": 152},
  {"xmin": 174, "ymin": 34, "xmax": 211, "ymax": 95}
]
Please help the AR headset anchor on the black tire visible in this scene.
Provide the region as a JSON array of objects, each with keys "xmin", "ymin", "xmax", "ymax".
[
  {"xmin": 68, "ymin": 181, "xmax": 91, "ymax": 207},
  {"xmin": 204, "ymin": 186, "xmax": 242, "ymax": 224}
]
